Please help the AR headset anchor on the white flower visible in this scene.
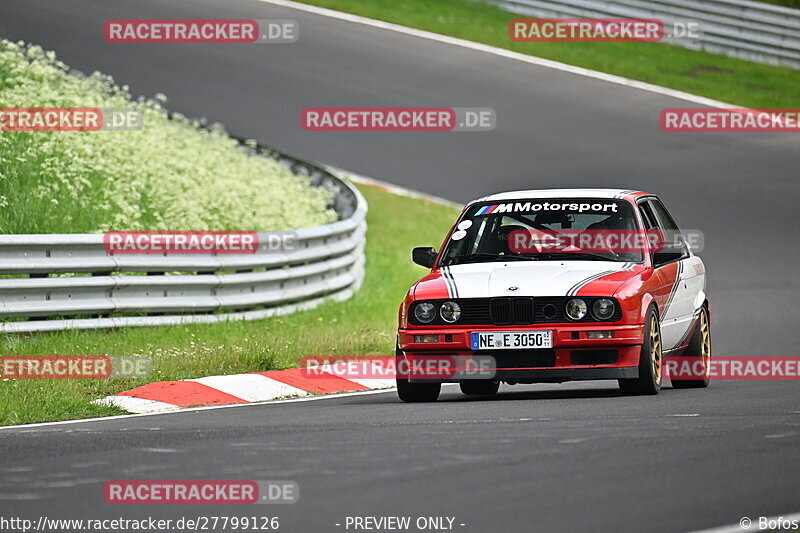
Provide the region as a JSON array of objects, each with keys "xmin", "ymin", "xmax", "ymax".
[{"xmin": 0, "ymin": 39, "xmax": 336, "ymax": 234}]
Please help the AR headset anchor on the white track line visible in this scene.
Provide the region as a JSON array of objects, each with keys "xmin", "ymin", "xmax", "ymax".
[
  {"xmin": 0, "ymin": 388, "xmax": 401, "ymax": 431},
  {"xmin": 330, "ymin": 166, "xmax": 463, "ymax": 209},
  {"xmin": 258, "ymin": 0, "xmax": 736, "ymax": 109}
]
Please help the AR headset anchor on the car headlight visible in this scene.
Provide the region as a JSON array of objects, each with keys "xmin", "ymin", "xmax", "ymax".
[
  {"xmin": 439, "ymin": 301, "xmax": 462, "ymax": 323},
  {"xmin": 414, "ymin": 302, "xmax": 437, "ymax": 324},
  {"xmin": 592, "ymin": 298, "xmax": 616, "ymax": 320},
  {"xmin": 565, "ymin": 298, "xmax": 587, "ymax": 320}
]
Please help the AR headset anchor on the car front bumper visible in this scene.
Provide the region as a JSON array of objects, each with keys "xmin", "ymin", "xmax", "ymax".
[{"xmin": 397, "ymin": 323, "xmax": 643, "ymax": 383}]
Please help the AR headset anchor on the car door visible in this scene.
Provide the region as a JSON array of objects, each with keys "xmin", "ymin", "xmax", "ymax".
[
  {"xmin": 636, "ymin": 200, "xmax": 680, "ymax": 348},
  {"xmin": 644, "ymin": 198, "xmax": 704, "ymax": 352}
]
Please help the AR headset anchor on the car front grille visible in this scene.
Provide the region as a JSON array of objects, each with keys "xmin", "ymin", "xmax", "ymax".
[{"xmin": 409, "ymin": 297, "xmax": 621, "ymax": 326}]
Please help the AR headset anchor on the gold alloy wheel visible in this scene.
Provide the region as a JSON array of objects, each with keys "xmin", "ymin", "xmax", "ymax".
[
  {"xmin": 650, "ymin": 314, "xmax": 663, "ymax": 384},
  {"xmin": 700, "ymin": 308, "xmax": 711, "ymax": 377}
]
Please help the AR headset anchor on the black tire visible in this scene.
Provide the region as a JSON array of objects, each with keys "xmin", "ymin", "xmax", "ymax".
[
  {"xmin": 671, "ymin": 306, "xmax": 711, "ymax": 389},
  {"xmin": 619, "ymin": 306, "xmax": 662, "ymax": 396},
  {"xmin": 397, "ymin": 377, "xmax": 441, "ymax": 402},
  {"xmin": 459, "ymin": 380, "xmax": 500, "ymax": 396},
  {"xmin": 395, "ymin": 343, "xmax": 441, "ymax": 402}
]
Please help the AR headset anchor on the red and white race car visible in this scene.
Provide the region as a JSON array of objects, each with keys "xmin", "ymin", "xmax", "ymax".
[{"xmin": 396, "ymin": 189, "xmax": 711, "ymax": 402}]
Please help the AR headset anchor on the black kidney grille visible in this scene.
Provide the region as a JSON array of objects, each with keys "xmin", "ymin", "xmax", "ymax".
[
  {"xmin": 512, "ymin": 298, "xmax": 534, "ymax": 323},
  {"xmin": 490, "ymin": 298, "xmax": 512, "ymax": 324},
  {"xmin": 488, "ymin": 297, "xmax": 533, "ymax": 325}
]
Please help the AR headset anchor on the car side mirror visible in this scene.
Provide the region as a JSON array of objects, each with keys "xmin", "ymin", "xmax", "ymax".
[
  {"xmin": 412, "ymin": 247, "xmax": 437, "ymax": 268},
  {"xmin": 653, "ymin": 250, "xmax": 683, "ymax": 265},
  {"xmin": 652, "ymin": 241, "xmax": 685, "ymax": 265},
  {"xmin": 649, "ymin": 229, "xmax": 685, "ymax": 265}
]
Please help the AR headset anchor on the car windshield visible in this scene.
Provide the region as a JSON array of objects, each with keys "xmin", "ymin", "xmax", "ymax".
[{"xmin": 441, "ymin": 198, "xmax": 644, "ymax": 265}]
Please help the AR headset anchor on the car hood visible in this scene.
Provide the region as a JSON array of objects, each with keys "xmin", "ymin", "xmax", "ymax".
[{"xmin": 414, "ymin": 261, "xmax": 644, "ymax": 299}]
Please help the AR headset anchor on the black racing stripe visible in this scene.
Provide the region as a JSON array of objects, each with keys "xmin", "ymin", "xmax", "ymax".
[
  {"xmin": 567, "ymin": 274, "xmax": 595, "ymax": 297},
  {"xmin": 570, "ymin": 263, "xmax": 636, "ymax": 297},
  {"xmin": 448, "ymin": 267, "xmax": 460, "ymax": 298},
  {"xmin": 566, "ymin": 278, "xmax": 584, "ymax": 297},
  {"xmin": 567, "ymin": 270, "xmax": 615, "ymax": 296},
  {"xmin": 441, "ymin": 267, "xmax": 454, "ymax": 298},
  {"xmin": 442, "ymin": 266, "xmax": 459, "ymax": 298}
]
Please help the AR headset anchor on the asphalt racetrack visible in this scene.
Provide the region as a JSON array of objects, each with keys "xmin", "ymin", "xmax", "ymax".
[{"xmin": 1, "ymin": 1, "xmax": 799, "ymax": 531}]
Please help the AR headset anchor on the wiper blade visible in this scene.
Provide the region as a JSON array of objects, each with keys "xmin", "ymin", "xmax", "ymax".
[{"xmin": 447, "ymin": 253, "xmax": 535, "ymax": 265}]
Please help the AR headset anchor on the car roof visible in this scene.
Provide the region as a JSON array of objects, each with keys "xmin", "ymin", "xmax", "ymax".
[{"xmin": 475, "ymin": 188, "xmax": 651, "ymax": 202}]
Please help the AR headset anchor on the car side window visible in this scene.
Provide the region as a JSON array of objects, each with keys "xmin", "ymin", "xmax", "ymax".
[
  {"xmin": 648, "ymin": 199, "xmax": 678, "ymax": 231},
  {"xmin": 640, "ymin": 199, "xmax": 689, "ymax": 268},
  {"xmin": 647, "ymin": 199, "xmax": 689, "ymax": 259},
  {"xmin": 638, "ymin": 201, "xmax": 658, "ymax": 230}
]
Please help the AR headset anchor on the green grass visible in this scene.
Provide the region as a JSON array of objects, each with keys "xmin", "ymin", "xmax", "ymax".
[
  {"xmin": 0, "ymin": 40, "xmax": 335, "ymax": 233},
  {"xmin": 295, "ymin": 0, "xmax": 800, "ymax": 108},
  {"xmin": 0, "ymin": 184, "xmax": 459, "ymax": 426}
]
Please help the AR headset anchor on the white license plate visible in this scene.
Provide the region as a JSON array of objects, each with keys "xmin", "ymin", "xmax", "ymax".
[{"xmin": 471, "ymin": 331, "xmax": 553, "ymax": 350}]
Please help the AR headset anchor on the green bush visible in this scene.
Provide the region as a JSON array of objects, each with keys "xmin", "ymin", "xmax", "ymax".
[{"xmin": 0, "ymin": 40, "xmax": 336, "ymax": 234}]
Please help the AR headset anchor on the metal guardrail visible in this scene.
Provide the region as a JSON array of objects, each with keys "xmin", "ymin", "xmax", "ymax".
[
  {"xmin": 495, "ymin": 0, "xmax": 800, "ymax": 69},
  {"xmin": 0, "ymin": 146, "xmax": 367, "ymax": 333}
]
